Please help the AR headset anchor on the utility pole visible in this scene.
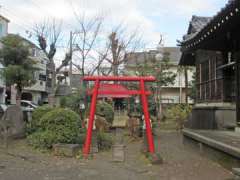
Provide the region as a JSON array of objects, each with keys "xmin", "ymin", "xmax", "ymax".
[{"xmin": 69, "ymin": 31, "xmax": 73, "ymax": 90}]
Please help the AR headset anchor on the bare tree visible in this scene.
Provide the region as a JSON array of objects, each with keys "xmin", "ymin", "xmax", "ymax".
[
  {"xmin": 88, "ymin": 49, "xmax": 110, "ymax": 75},
  {"xmin": 33, "ymin": 19, "xmax": 70, "ymax": 105},
  {"xmin": 72, "ymin": 13, "xmax": 105, "ymax": 76},
  {"xmin": 103, "ymin": 25, "xmax": 143, "ymax": 76}
]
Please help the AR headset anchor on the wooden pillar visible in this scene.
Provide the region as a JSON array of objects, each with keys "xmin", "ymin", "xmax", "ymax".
[
  {"xmin": 199, "ymin": 64, "xmax": 202, "ymax": 100},
  {"xmin": 140, "ymin": 79, "xmax": 155, "ymax": 153},
  {"xmin": 83, "ymin": 80, "xmax": 100, "ymax": 156},
  {"xmin": 209, "ymin": 59, "xmax": 212, "ymax": 99},
  {"xmin": 233, "ymin": 32, "xmax": 240, "ymax": 127},
  {"xmin": 235, "ymin": 52, "xmax": 240, "ymax": 126}
]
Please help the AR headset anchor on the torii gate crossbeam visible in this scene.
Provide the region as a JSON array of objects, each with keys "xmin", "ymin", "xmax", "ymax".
[{"xmin": 82, "ymin": 76, "xmax": 156, "ymax": 157}]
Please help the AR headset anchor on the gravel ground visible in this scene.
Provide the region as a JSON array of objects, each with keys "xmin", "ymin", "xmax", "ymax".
[{"xmin": 0, "ymin": 131, "xmax": 233, "ymax": 180}]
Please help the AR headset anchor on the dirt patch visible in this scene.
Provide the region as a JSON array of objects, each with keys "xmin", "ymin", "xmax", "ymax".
[{"xmin": 0, "ymin": 132, "xmax": 233, "ymax": 180}]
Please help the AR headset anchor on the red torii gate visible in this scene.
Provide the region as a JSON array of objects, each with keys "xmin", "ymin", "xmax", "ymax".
[{"xmin": 82, "ymin": 76, "xmax": 156, "ymax": 156}]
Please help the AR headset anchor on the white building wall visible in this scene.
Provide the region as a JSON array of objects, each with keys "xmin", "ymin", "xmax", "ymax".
[
  {"xmin": 0, "ymin": 17, "xmax": 8, "ymax": 38},
  {"xmin": 0, "ymin": 16, "xmax": 9, "ymax": 104},
  {"xmin": 162, "ymin": 66, "xmax": 195, "ymax": 88},
  {"xmin": 11, "ymin": 47, "xmax": 48, "ymax": 105},
  {"xmin": 24, "ymin": 49, "xmax": 47, "ymax": 92},
  {"xmin": 0, "ymin": 15, "xmax": 48, "ymax": 105}
]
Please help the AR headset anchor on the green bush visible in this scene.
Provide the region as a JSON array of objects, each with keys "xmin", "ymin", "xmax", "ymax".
[
  {"xmin": 166, "ymin": 104, "xmax": 192, "ymax": 130},
  {"xmin": 27, "ymin": 108, "xmax": 83, "ymax": 149},
  {"xmin": 59, "ymin": 93, "xmax": 82, "ymax": 113},
  {"xmin": 128, "ymin": 96, "xmax": 157, "ymax": 117},
  {"xmin": 27, "ymin": 130, "xmax": 58, "ymax": 149},
  {"xmin": 27, "ymin": 105, "xmax": 53, "ymax": 134},
  {"xmin": 96, "ymin": 101, "xmax": 114, "ymax": 124},
  {"xmin": 97, "ymin": 132, "xmax": 113, "ymax": 150}
]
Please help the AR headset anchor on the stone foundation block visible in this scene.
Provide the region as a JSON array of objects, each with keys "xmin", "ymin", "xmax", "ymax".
[
  {"xmin": 112, "ymin": 144, "xmax": 125, "ymax": 162},
  {"xmin": 53, "ymin": 144, "xmax": 80, "ymax": 157},
  {"xmin": 147, "ymin": 153, "xmax": 163, "ymax": 165}
]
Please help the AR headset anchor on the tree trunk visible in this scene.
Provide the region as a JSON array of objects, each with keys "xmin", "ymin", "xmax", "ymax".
[
  {"xmin": 48, "ymin": 61, "xmax": 56, "ymax": 106},
  {"xmin": 16, "ymin": 88, "xmax": 22, "ymax": 107},
  {"xmin": 154, "ymin": 93, "xmax": 158, "ymax": 117},
  {"xmin": 112, "ymin": 63, "xmax": 118, "ymax": 85},
  {"xmin": 113, "ymin": 64, "xmax": 118, "ymax": 76},
  {"xmin": 184, "ymin": 67, "xmax": 188, "ymax": 104},
  {"xmin": 156, "ymin": 85, "xmax": 162, "ymax": 122},
  {"xmin": 110, "ymin": 32, "xmax": 119, "ymax": 77}
]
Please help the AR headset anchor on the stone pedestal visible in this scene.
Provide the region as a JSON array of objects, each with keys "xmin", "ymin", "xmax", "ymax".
[
  {"xmin": 141, "ymin": 130, "xmax": 149, "ymax": 153},
  {"xmin": 148, "ymin": 153, "xmax": 163, "ymax": 165},
  {"xmin": 115, "ymin": 128, "xmax": 124, "ymax": 144},
  {"xmin": 0, "ymin": 105, "xmax": 25, "ymax": 139},
  {"xmin": 53, "ymin": 144, "xmax": 80, "ymax": 157},
  {"xmin": 90, "ymin": 131, "xmax": 99, "ymax": 154},
  {"xmin": 185, "ymin": 105, "xmax": 236, "ymax": 130},
  {"xmin": 112, "ymin": 144, "xmax": 125, "ymax": 162}
]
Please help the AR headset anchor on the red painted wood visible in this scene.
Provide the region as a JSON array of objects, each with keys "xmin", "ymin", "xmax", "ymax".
[
  {"xmin": 82, "ymin": 76, "xmax": 156, "ymax": 156},
  {"xmin": 83, "ymin": 76, "xmax": 156, "ymax": 82},
  {"xmin": 87, "ymin": 90, "xmax": 151, "ymax": 96},
  {"xmin": 140, "ymin": 79, "xmax": 155, "ymax": 153},
  {"xmin": 83, "ymin": 80, "xmax": 100, "ymax": 156}
]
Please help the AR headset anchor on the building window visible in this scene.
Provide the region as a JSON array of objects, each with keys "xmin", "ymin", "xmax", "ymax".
[
  {"xmin": 39, "ymin": 74, "xmax": 47, "ymax": 81},
  {"xmin": 32, "ymin": 48, "xmax": 37, "ymax": 57},
  {"xmin": 161, "ymin": 96, "xmax": 179, "ymax": 104},
  {"xmin": 196, "ymin": 54, "xmax": 226, "ymax": 102},
  {"xmin": 197, "ymin": 60, "xmax": 215, "ymax": 101},
  {"xmin": 33, "ymin": 72, "xmax": 38, "ymax": 80}
]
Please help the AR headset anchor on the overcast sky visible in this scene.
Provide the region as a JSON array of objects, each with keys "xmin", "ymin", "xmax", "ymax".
[{"xmin": 0, "ymin": 0, "xmax": 227, "ymax": 62}]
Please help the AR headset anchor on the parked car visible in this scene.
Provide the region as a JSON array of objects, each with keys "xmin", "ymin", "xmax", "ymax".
[
  {"xmin": 20, "ymin": 100, "xmax": 38, "ymax": 111},
  {"xmin": 20, "ymin": 101, "xmax": 38, "ymax": 122},
  {"xmin": 0, "ymin": 101, "xmax": 38, "ymax": 122},
  {"xmin": 0, "ymin": 104, "xmax": 9, "ymax": 119}
]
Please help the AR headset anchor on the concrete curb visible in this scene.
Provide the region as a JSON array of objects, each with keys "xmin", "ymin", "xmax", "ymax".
[{"xmin": 183, "ymin": 129, "xmax": 240, "ymax": 159}]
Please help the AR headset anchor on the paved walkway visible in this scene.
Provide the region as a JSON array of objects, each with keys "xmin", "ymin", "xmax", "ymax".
[{"xmin": 0, "ymin": 131, "xmax": 233, "ymax": 180}]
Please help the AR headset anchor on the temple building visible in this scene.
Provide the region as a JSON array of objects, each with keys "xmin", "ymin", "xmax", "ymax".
[{"xmin": 179, "ymin": 0, "xmax": 240, "ymax": 129}]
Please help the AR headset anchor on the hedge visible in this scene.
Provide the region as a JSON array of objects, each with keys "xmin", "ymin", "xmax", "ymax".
[{"xmin": 27, "ymin": 108, "xmax": 84, "ymax": 149}]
